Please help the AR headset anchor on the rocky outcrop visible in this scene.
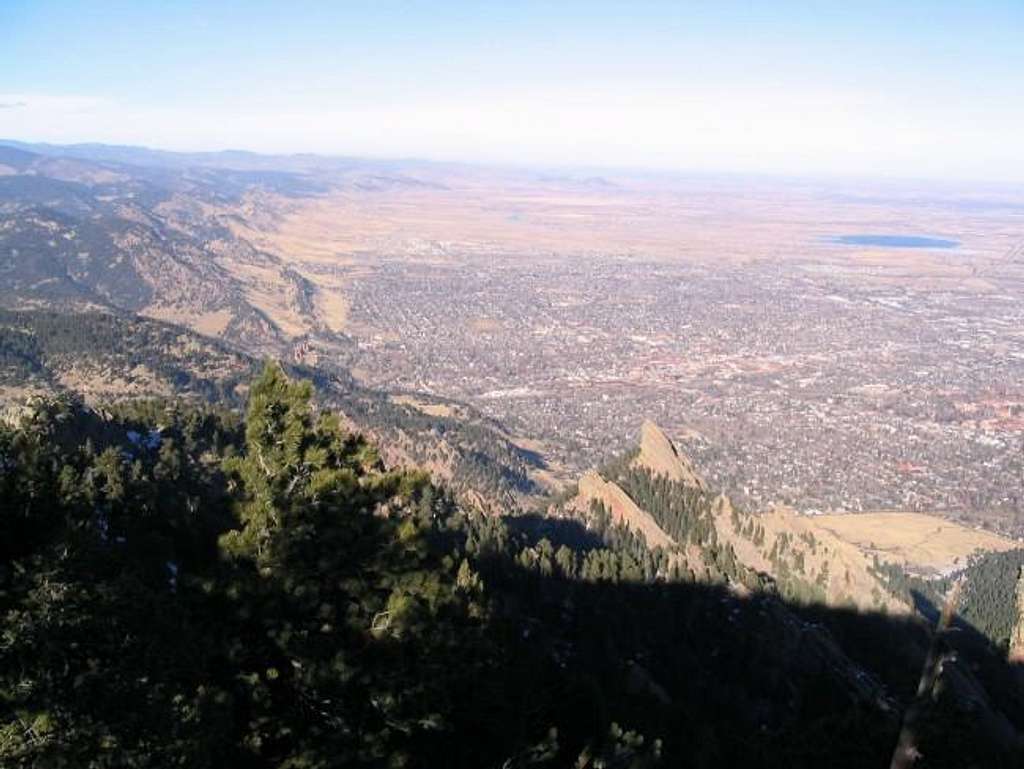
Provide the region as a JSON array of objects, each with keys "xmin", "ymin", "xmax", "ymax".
[
  {"xmin": 567, "ymin": 419, "xmax": 908, "ymax": 613},
  {"xmin": 633, "ymin": 420, "xmax": 707, "ymax": 491},
  {"xmin": 716, "ymin": 502, "xmax": 907, "ymax": 613},
  {"xmin": 1010, "ymin": 566, "xmax": 1024, "ymax": 663},
  {"xmin": 577, "ymin": 470, "xmax": 675, "ymax": 550}
]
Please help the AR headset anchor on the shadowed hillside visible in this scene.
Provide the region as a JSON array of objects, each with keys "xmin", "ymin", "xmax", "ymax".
[{"xmin": 2, "ymin": 365, "xmax": 1021, "ymax": 768}]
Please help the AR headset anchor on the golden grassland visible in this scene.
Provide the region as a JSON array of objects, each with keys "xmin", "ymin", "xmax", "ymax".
[
  {"xmin": 389, "ymin": 394, "xmax": 458, "ymax": 418},
  {"xmin": 235, "ymin": 178, "xmax": 1022, "ymax": 279},
  {"xmin": 185, "ymin": 172, "xmax": 1024, "ymax": 349},
  {"xmin": 142, "ymin": 306, "xmax": 235, "ymax": 336},
  {"xmin": 812, "ymin": 511, "xmax": 1020, "ymax": 575}
]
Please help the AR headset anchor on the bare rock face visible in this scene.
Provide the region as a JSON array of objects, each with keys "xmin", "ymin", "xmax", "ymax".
[
  {"xmin": 634, "ymin": 420, "xmax": 708, "ymax": 491},
  {"xmin": 1010, "ymin": 566, "xmax": 1024, "ymax": 663},
  {"xmin": 577, "ymin": 470, "xmax": 675, "ymax": 550}
]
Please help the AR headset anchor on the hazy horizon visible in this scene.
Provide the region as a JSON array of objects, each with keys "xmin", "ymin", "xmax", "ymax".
[
  {"xmin": 7, "ymin": 136, "xmax": 1024, "ymax": 195},
  {"xmin": 3, "ymin": 1, "xmax": 1024, "ymax": 183}
]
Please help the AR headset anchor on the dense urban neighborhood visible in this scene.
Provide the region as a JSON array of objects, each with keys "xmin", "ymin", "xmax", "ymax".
[{"xmin": 344, "ymin": 252, "xmax": 1024, "ymax": 532}]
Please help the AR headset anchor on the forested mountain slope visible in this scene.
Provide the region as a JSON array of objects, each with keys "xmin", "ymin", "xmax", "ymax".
[
  {"xmin": 0, "ymin": 307, "xmax": 545, "ymax": 513},
  {"xmin": 956, "ymin": 548, "xmax": 1024, "ymax": 652},
  {"xmin": 1, "ymin": 364, "xmax": 1021, "ymax": 768}
]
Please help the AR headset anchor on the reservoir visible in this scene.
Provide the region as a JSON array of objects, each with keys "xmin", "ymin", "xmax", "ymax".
[{"xmin": 833, "ymin": 234, "xmax": 960, "ymax": 249}]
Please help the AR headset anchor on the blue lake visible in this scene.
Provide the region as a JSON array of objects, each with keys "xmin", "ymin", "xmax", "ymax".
[{"xmin": 833, "ymin": 234, "xmax": 960, "ymax": 249}]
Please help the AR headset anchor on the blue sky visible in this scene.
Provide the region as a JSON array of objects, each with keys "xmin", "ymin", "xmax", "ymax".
[{"xmin": 2, "ymin": 1, "xmax": 1023, "ymax": 181}]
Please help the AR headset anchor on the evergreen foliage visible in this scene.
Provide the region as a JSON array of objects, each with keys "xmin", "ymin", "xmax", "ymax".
[
  {"xmin": 0, "ymin": 307, "xmax": 543, "ymax": 505},
  {"xmin": 957, "ymin": 548, "xmax": 1024, "ymax": 649},
  {"xmin": 1, "ymin": 364, "xmax": 1022, "ymax": 767}
]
